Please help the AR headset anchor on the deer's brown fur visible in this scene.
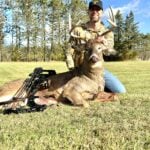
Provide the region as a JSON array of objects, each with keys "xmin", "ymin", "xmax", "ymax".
[{"xmin": 35, "ymin": 40, "xmax": 115, "ymax": 107}]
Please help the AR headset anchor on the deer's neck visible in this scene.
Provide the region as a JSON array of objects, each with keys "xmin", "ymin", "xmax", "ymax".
[{"xmin": 81, "ymin": 62, "xmax": 104, "ymax": 82}]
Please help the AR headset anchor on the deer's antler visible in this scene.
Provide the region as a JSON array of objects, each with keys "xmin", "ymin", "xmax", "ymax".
[
  {"xmin": 107, "ymin": 7, "xmax": 117, "ymax": 28},
  {"xmin": 100, "ymin": 7, "xmax": 117, "ymax": 36},
  {"xmin": 70, "ymin": 7, "xmax": 117, "ymax": 39}
]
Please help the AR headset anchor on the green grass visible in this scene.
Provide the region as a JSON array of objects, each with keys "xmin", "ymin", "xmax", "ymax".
[
  {"xmin": 0, "ymin": 61, "xmax": 68, "ymax": 85},
  {"xmin": 0, "ymin": 61, "xmax": 150, "ymax": 150}
]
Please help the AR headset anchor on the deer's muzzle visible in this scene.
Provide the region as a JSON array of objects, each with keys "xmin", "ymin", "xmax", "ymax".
[{"xmin": 89, "ymin": 54, "xmax": 99, "ymax": 63}]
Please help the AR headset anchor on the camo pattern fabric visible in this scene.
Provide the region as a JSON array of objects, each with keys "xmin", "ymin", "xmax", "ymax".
[{"xmin": 66, "ymin": 22, "xmax": 114, "ymax": 69}]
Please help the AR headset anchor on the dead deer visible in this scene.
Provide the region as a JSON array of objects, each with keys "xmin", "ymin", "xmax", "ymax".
[
  {"xmin": 0, "ymin": 39, "xmax": 116, "ymax": 108},
  {"xmin": 34, "ymin": 39, "xmax": 116, "ymax": 107}
]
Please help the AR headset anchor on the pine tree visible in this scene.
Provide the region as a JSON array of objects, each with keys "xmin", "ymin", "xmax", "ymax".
[
  {"xmin": 114, "ymin": 11, "xmax": 140, "ymax": 60},
  {"xmin": 114, "ymin": 10, "xmax": 125, "ymax": 53},
  {"xmin": 124, "ymin": 11, "xmax": 139, "ymax": 50},
  {"xmin": 0, "ymin": 6, "xmax": 5, "ymax": 61}
]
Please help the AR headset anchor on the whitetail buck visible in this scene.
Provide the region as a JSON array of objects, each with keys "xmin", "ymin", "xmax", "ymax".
[{"xmin": 34, "ymin": 39, "xmax": 116, "ymax": 107}]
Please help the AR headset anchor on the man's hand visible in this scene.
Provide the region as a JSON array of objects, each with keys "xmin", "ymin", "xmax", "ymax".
[
  {"xmin": 96, "ymin": 36, "xmax": 108, "ymax": 46},
  {"xmin": 70, "ymin": 27, "xmax": 92, "ymax": 41},
  {"xmin": 70, "ymin": 27, "xmax": 85, "ymax": 39}
]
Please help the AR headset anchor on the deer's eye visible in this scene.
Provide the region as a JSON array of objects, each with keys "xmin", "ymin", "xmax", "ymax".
[{"xmin": 97, "ymin": 47, "xmax": 102, "ymax": 52}]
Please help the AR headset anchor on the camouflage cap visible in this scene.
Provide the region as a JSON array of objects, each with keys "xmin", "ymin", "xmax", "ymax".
[{"xmin": 89, "ymin": 0, "xmax": 103, "ymax": 10}]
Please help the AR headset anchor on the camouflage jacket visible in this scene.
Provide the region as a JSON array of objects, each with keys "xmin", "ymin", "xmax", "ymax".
[{"xmin": 66, "ymin": 22, "xmax": 114, "ymax": 69}]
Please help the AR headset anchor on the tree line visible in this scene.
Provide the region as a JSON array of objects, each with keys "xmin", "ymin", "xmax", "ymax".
[
  {"xmin": 113, "ymin": 10, "xmax": 150, "ymax": 60},
  {"xmin": 0, "ymin": 0, "xmax": 150, "ymax": 62}
]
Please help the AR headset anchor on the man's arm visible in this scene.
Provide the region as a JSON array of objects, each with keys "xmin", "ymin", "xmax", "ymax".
[
  {"xmin": 66, "ymin": 43, "xmax": 75, "ymax": 70},
  {"xmin": 66, "ymin": 25, "xmax": 88, "ymax": 70}
]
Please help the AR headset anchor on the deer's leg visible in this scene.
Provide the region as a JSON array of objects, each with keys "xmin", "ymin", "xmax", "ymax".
[
  {"xmin": 95, "ymin": 91, "xmax": 119, "ymax": 102},
  {"xmin": 63, "ymin": 88, "xmax": 89, "ymax": 108},
  {"xmin": 34, "ymin": 90, "xmax": 58, "ymax": 106}
]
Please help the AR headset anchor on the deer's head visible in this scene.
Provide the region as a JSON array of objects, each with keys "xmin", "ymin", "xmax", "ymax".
[{"xmin": 84, "ymin": 38, "xmax": 116, "ymax": 68}]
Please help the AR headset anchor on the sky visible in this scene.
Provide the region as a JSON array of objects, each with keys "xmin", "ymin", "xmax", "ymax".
[{"xmin": 87, "ymin": 0, "xmax": 150, "ymax": 34}]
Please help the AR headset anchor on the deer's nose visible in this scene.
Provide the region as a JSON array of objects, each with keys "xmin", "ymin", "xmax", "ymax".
[{"xmin": 89, "ymin": 54, "xmax": 99, "ymax": 63}]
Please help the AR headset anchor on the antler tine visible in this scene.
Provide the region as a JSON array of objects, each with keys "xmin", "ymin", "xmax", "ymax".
[
  {"xmin": 107, "ymin": 6, "xmax": 117, "ymax": 28},
  {"xmin": 109, "ymin": 7, "xmax": 115, "ymax": 22},
  {"xmin": 99, "ymin": 7, "xmax": 117, "ymax": 36}
]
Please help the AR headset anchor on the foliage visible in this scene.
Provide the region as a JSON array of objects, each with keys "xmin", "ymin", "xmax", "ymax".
[
  {"xmin": 0, "ymin": 2, "xmax": 5, "ymax": 61},
  {"xmin": 0, "ymin": 61, "xmax": 150, "ymax": 149},
  {"xmin": 1, "ymin": 1, "xmax": 150, "ymax": 61},
  {"xmin": 50, "ymin": 43, "xmax": 66, "ymax": 61},
  {"xmin": 1, "ymin": 0, "xmax": 87, "ymax": 62},
  {"xmin": 137, "ymin": 34, "xmax": 150, "ymax": 60},
  {"xmin": 120, "ymin": 49, "xmax": 138, "ymax": 60},
  {"xmin": 114, "ymin": 11, "xmax": 140, "ymax": 60}
]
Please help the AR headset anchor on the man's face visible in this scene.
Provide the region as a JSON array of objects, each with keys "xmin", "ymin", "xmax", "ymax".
[{"xmin": 88, "ymin": 6, "xmax": 103, "ymax": 22}]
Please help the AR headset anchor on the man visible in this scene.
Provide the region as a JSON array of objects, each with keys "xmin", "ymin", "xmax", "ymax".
[{"xmin": 66, "ymin": 0, "xmax": 126, "ymax": 101}]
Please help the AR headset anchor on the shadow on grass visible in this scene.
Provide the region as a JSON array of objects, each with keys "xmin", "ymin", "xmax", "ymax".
[
  {"xmin": 2, "ymin": 98, "xmax": 74, "ymax": 115},
  {"xmin": 2, "ymin": 105, "xmax": 47, "ymax": 115}
]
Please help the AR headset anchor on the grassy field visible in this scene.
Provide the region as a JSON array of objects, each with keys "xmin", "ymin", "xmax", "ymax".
[{"xmin": 0, "ymin": 61, "xmax": 150, "ymax": 150}]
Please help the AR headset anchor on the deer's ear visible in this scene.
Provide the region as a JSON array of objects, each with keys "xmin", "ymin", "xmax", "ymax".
[
  {"xmin": 103, "ymin": 48, "xmax": 117, "ymax": 56},
  {"xmin": 86, "ymin": 39, "xmax": 93, "ymax": 47}
]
